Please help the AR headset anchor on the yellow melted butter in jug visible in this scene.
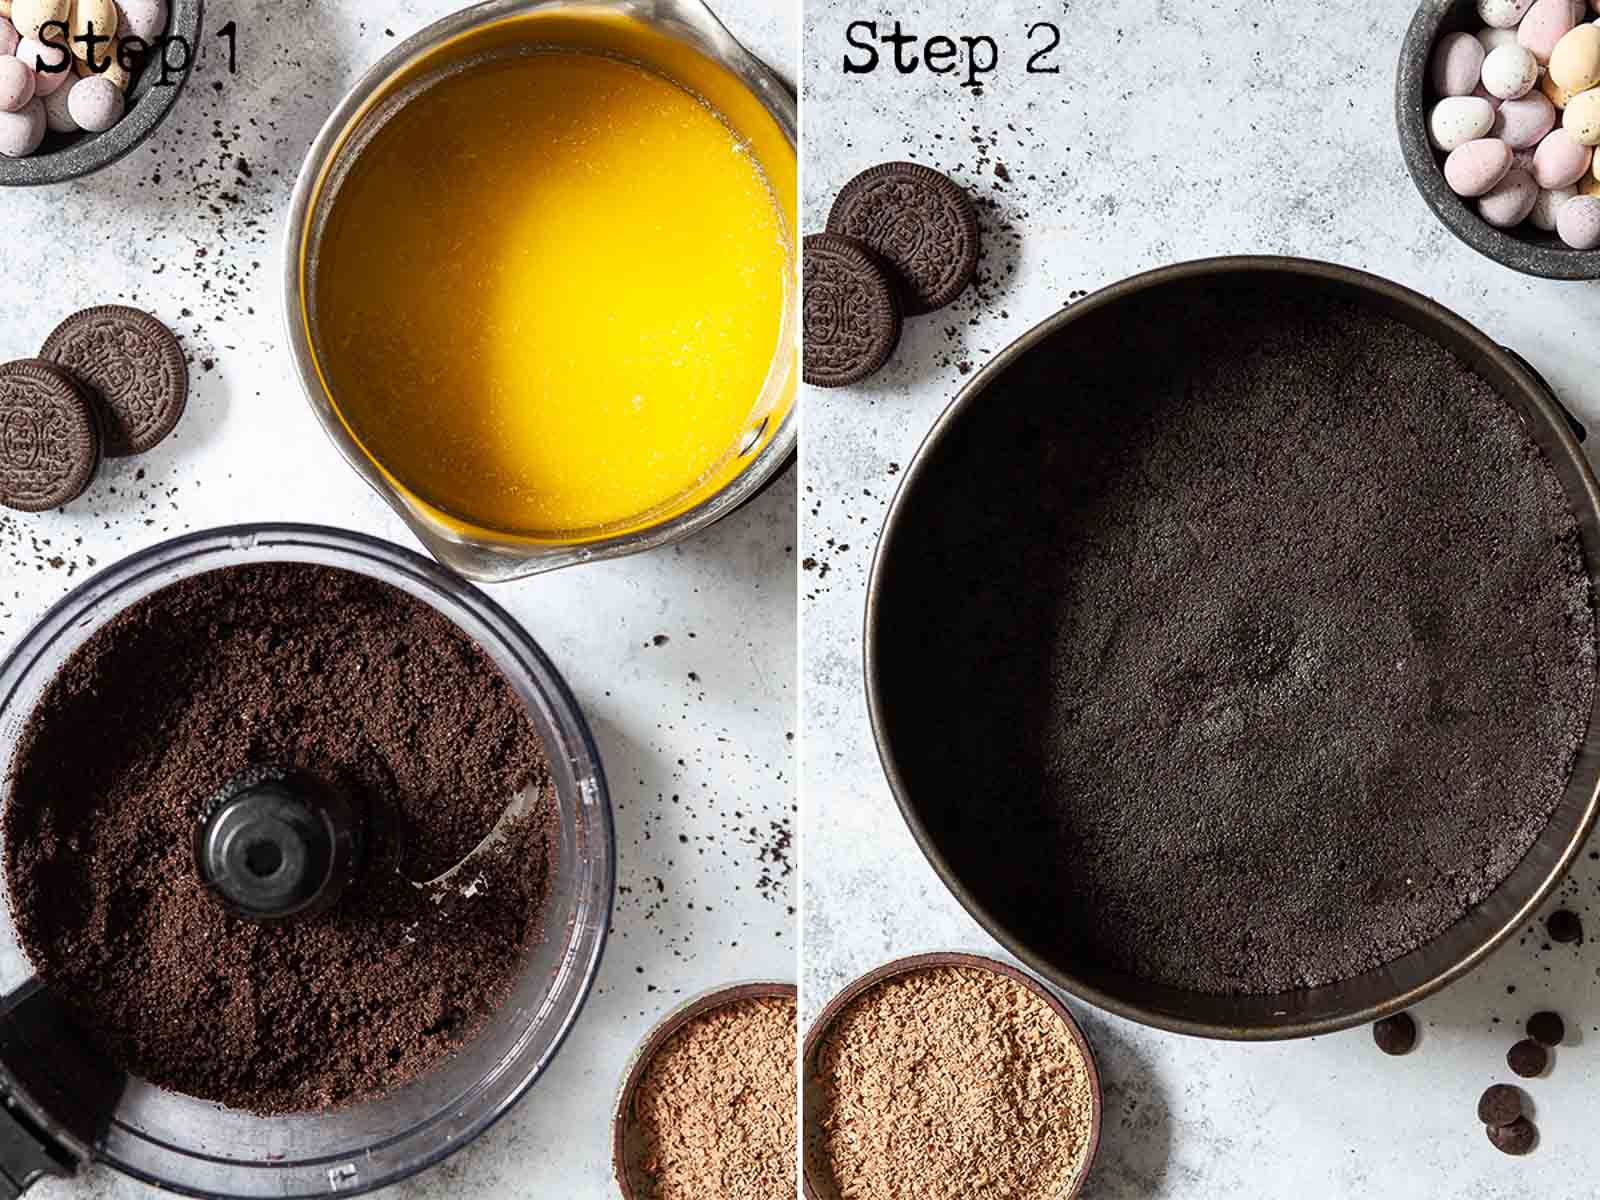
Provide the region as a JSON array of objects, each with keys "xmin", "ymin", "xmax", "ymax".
[{"xmin": 315, "ymin": 49, "xmax": 790, "ymax": 537}]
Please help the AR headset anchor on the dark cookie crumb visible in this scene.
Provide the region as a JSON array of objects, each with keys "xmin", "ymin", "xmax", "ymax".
[{"xmin": 2, "ymin": 563, "xmax": 558, "ymax": 1114}]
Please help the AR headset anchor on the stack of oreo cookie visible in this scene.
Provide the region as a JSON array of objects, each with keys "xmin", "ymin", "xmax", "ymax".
[
  {"xmin": 804, "ymin": 162, "xmax": 979, "ymax": 388},
  {"xmin": 0, "ymin": 305, "xmax": 188, "ymax": 512}
]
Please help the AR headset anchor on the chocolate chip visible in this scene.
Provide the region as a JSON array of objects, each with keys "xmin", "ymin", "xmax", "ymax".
[
  {"xmin": 1507, "ymin": 1038, "xmax": 1549, "ymax": 1078},
  {"xmin": 1545, "ymin": 909, "xmax": 1582, "ymax": 944},
  {"xmin": 1486, "ymin": 1116, "xmax": 1538, "ymax": 1156},
  {"xmin": 1477, "ymin": 1084, "xmax": 1523, "ymax": 1127},
  {"xmin": 1527, "ymin": 1010, "xmax": 1565, "ymax": 1047},
  {"xmin": 1373, "ymin": 1012, "xmax": 1417, "ymax": 1055}
]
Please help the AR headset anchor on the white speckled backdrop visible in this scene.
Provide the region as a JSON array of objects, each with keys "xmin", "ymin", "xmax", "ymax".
[
  {"xmin": 1, "ymin": 1, "xmax": 795, "ymax": 1196},
  {"xmin": 801, "ymin": 1, "xmax": 1600, "ymax": 1197}
]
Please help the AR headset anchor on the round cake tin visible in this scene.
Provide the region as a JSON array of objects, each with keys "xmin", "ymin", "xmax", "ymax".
[
  {"xmin": 0, "ymin": 0, "xmax": 203, "ymax": 188},
  {"xmin": 611, "ymin": 980, "xmax": 796, "ymax": 1199},
  {"xmin": 0, "ymin": 524, "xmax": 615, "ymax": 1197},
  {"xmin": 865, "ymin": 256, "xmax": 1600, "ymax": 1041},
  {"xmin": 802, "ymin": 952, "xmax": 1102, "ymax": 1200},
  {"xmin": 1396, "ymin": 0, "xmax": 1600, "ymax": 279},
  {"xmin": 282, "ymin": 0, "xmax": 798, "ymax": 582}
]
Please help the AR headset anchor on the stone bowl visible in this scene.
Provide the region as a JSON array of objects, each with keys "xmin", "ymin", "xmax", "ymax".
[
  {"xmin": 0, "ymin": 0, "xmax": 202, "ymax": 187},
  {"xmin": 1397, "ymin": 0, "xmax": 1600, "ymax": 279}
]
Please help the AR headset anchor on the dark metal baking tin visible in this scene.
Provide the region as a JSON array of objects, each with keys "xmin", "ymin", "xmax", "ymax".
[
  {"xmin": 864, "ymin": 256, "xmax": 1600, "ymax": 1041},
  {"xmin": 1397, "ymin": 0, "xmax": 1600, "ymax": 279},
  {"xmin": 801, "ymin": 952, "xmax": 1102, "ymax": 1200},
  {"xmin": 0, "ymin": 0, "xmax": 202, "ymax": 188}
]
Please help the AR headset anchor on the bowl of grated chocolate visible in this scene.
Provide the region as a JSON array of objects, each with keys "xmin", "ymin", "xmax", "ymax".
[
  {"xmin": 803, "ymin": 953, "xmax": 1102, "ymax": 1200},
  {"xmin": 613, "ymin": 981, "xmax": 797, "ymax": 1200}
]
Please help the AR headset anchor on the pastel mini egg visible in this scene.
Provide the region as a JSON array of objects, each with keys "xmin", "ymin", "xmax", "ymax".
[
  {"xmin": 114, "ymin": 0, "xmax": 163, "ymax": 41},
  {"xmin": 65, "ymin": 69, "xmax": 119, "ymax": 130},
  {"xmin": 1445, "ymin": 137, "xmax": 1515, "ymax": 195},
  {"xmin": 39, "ymin": 70, "xmax": 74, "ymax": 130},
  {"xmin": 1530, "ymin": 183, "xmax": 1578, "ymax": 228},
  {"xmin": 68, "ymin": 0, "xmax": 115, "ymax": 59},
  {"xmin": 15, "ymin": 35, "xmax": 68, "ymax": 96},
  {"xmin": 1518, "ymin": 0, "xmax": 1579, "ymax": 63},
  {"xmin": 1479, "ymin": 0, "xmax": 1537, "ymax": 28},
  {"xmin": 1493, "ymin": 91, "xmax": 1558, "ymax": 146},
  {"xmin": 1549, "ymin": 23, "xmax": 1600, "ymax": 92},
  {"xmin": 1533, "ymin": 125, "xmax": 1594, "ymax": 183},
  {"xmin": 1540, "ymin": 70, "xmax": 1574, "ymax": 109},
  {"xmin": 1478, "ymin": 167, "xmax": 1541, "ymax": 225},
  {"xmin": 0, "ymin": 93, "xmax": 43, "ymax": 155},
  {"xmin": 9, "ymin": 0, "xmax": 66, "ymax": 41},
  {"xmin": 1482, "ymin": 43, "xmax": 1540, "ymax": 99},
  {"xmin": 0, "ymin": 52, "xmax": 31, "ymax": 111},
  {"xmin": 1432, "ymin": 32, "xmax": 1486, "ymax": 96},
  {"xmin": 1477, "ymin": 26, "xmax": 1522, "ymax": 54},
  {"xmin": 1431, "ymin": 95, "xmax": 1497, "ymax": 150},
  {"xmin": 0, "ymin": 17, "xmax": 17, "ymax": 56},
  {"xmin": 1555, "ymin": 192, "xmax": 1600, "ymax": 245},
  {"xmin": 1565, "ymin": 86, "xmax": 1600, "ymax": 144}
]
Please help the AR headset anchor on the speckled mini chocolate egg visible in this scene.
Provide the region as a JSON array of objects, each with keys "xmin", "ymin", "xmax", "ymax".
[
  {"xmin": 1494, "ymin": 91, "xmax": 1557, "ymax": 146},
  {"xmin": 1479, "ymin": 0, "xmax": 1537, "ymax": 29},
  {"xmin": 1533, "ymin": 125, "xmax": 1594, "ymax": 184},
  {"xmin": 68, "ymin": 0, "xmax": 115, "ymax": 58},
  {"xmin": 1518, "ymin": 0, "xmax": 1580, "ymax": 63},
  {"xmin": 1478, "ymin": 25, "xmax": 1521, "ymax": 53},
  {"xmin": 1445, "ymin": 137, "xmax": 1515, "ymax": 194},
  {"xmin": 1431, "ymin": 95, "xmax": 1497, "ymax": 149},
  {"xmin": 15, "ymin": 35, "xmax": 68, "ymax": 96},
  {"xmin": 65, "ymin": 70, "xmax": 117, "ymax": 130},
  {"xmin": 1549, "ymin": 23, "xmax": 1600, "ymax": 92},
  {"xmin": 1483, "ymin": 43, "xmax": 1541, "ymax": 98},
  {"xmin": 1433, "ymin": 32, "xmax": 1487, "ymax": 96},
  {"xmin": 113, "ymin": 0, "xmax": 162, "ymax": 41},
  {"xmin": 1530, "ymin": 182, "xmax": 1578, "ymax": 228},
  {"xmin": 9, "ymin": 0, "xmax": 66, "ymax": 40},
  {"xmin": 0, "ymin": 16, "xmax": 17, "ymax": 55},
  {"xmin": 1478, "ymin": 166, "xmax": 1540, "ymax": 225},
  {"xmin": 0, "ymin": 93, "xmax": 43, "ymax": 155},
  {"xmin": 1565, "ymin": 86, "xmax": 1600, "ymax": 145},
  {"xmin": 1556, "ymin": 192, "xmax": 1600, "ymax": 245},
  {"xmin": 0, "ymin": 53, "xmax": 31, "ymax": 111}
]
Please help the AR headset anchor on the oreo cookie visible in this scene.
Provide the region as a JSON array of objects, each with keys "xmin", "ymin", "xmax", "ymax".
[
  {"xmin": 43, "ymin": 305, "xmax": 188, "ymax": 457},
  {"xmin": 826, "ymin": 161, "xmax": 979, "ymax": 316},
  {"xmin": 803, "ymin": 233, "xmax": 901, "ymax": 389},
  {"xmin": 1477, "ymin": 1084, "xmax": 1523, "ymax": 1127},
  {"xmin": 0, "ymin": 359, "xmax": 101, "ymax": 513},
  {"xmin": 1486, "ymin": 1116, "xmax": 1538, "ymax": 1156},
  {"xmin": 1372, "ymin": 1011, "xmax": 1417, "ymax": 1055}
]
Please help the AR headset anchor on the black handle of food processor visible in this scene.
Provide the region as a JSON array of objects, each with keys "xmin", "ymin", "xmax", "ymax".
[
  {"xmin": 1501, "ymin": 346, "xmax": 1586, "ymax": 443},
  {"xmin": 0, "ymin": 980, "xmax": 126, "ymax": 1196}
]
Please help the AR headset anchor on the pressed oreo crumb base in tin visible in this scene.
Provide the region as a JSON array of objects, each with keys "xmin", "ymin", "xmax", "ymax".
[
  {"xmin": 804, "ymin": 953, "xmax": 1100, "ymax": 1200},
  {"xmin": 613, "ymin": 982, "xmax": 797, "ymax": 1200}
]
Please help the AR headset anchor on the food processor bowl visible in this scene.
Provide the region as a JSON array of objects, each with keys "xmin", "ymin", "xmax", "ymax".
[
  {"xmin": 282, "ymin": 0, "xmax": 798, "ymax": 582},
  {"xmin": 0, "ymin": 525, "xmax": 614, "ymax": 1197}
]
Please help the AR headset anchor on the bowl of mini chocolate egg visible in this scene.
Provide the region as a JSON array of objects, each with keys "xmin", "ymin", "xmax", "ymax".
[
  {"xmin": 1399, "ymin": 0, "xmax": 1600, "ymax": 278},
  {"xmin": 0, "ymin": 0, "xmax": 201, "ymax": 186}
]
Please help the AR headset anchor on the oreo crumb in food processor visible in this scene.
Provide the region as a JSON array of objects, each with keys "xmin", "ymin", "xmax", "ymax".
[
  {"xmin": 1477, "ymin": 1083, "xmax": 1523, "ymax": 1127},
  {"xmin": 1507, "ymin": 1038, "xmax": 1549, "ymax": 1078},
  {"xmin": 811, "ymin": 965, "xmax": 1095, "ymax": 1200},
  {"xmin": 874, "ymin": 292, "xmax": 1596, "ymax": 995},
  {"xmin": 632, "ymin": 995, "xmax": 796, "ymax": 1200},
  {"xmin": 2, "ymin": 563, "xmax": 559, "ymax": 1114},
  {"xmin": 1487, "ymin": 1116, "xmax": 1539, "ymax": 1156},
  {"xmin": 1373, "ymin": 1012, "xmax": 1418, "ymax": 1056},
  {"xmin": 1527, "ymin": 1010, "xmax": 1565, "ymax": 1046}
]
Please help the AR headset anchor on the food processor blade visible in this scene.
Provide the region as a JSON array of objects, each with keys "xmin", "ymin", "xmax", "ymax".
[{"xmin": 0, "ymin": 979, "xmax": 126, "ymax": 1196}]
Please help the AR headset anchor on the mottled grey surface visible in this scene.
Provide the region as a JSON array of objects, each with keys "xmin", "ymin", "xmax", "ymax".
[
  {"xmin": 801, "ymin": 0, "xmax": 1600, "ymax": 1195},
  {"xmin": 1, "ymin": 1, "xmax": 795, "ymax": 1196}
]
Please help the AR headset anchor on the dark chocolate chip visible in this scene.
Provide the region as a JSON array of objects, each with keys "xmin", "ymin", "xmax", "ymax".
[
  {"xmin": 1486, "ymin": 1116, "xmax": 1537, "ymax": 1156},
  {"xmin": 0, "ymin": 358, "xmax": 101, "ymax": 513},
  {"xmin": 1373, "ymin": 1011, "xmax": 1417, "ymax": 1055},
  {"xmin": 42, "ymin": 305, "xmax": 188, "ymax": 457},
  {"xmin": 1477, "ymin": 1083, "xmax": 1523, "ymax": 1127},
  {"xmin": 1527, "ymin": 1010, "xmax": 1564, "ymax": 1047},
  {"xmin": 802, "ymin": 233, "xmax": 901, "ymax": 388},
  {"xmin": 1545, "ymin": 909, "xmax": 1582, "ymax": 944},
  {"xmin": 1507, "ymin": 1038, "xmax": 1548, "ymax": 1078},
  {"xmin": 826, "ymin": 161, "xmax": 979, "ymax": 316}
]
